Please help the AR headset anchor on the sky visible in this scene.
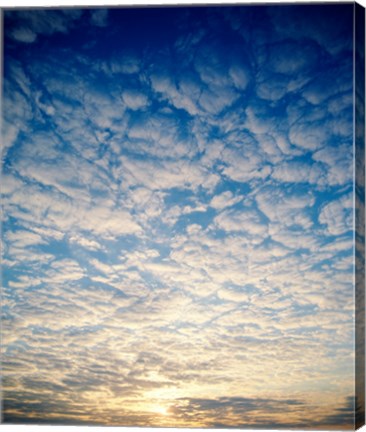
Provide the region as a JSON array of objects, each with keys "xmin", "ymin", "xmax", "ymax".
[{"xmin": 1, "ymin": 3, "xmax": 362, "ymax": 429}]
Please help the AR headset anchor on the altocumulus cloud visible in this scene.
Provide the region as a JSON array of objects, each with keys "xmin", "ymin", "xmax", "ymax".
[{"xmin": 2, "ymin": 4, "xmax": 358, "ymax": 428}]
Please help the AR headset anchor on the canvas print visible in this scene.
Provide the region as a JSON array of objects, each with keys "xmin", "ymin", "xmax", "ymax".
[{"xmin": 1, "ymin": 2, "xmax": 365, "ymax": 429}]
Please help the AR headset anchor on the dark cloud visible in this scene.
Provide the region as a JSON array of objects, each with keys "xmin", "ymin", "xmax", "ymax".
[
  {"xmin": 168, "ymin": 396, "xmax": 305, "ymax": 428},
  {"xmin": 316, "ymin": 396, "xmax": 355, "ymax": 428}
]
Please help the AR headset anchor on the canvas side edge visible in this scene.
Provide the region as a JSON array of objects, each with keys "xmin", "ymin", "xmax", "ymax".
[{"xmin": 355, "ymin": 1, "xmax": 365, "ymax": 430}]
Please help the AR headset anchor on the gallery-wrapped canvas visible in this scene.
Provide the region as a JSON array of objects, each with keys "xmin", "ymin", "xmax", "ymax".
[{"xmin": 1, "ymin": 2, "xmax": 365, "ymax": 430}]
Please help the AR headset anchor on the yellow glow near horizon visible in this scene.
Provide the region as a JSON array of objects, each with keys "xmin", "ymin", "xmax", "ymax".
[{"xmin": 152, "ymin": 405, "xmax": 170, "ymax": 416}]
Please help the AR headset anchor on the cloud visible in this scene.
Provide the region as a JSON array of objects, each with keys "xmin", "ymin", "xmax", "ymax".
[
  {"xmin": 209, "ymin": 191, "xmax": 242, "ymax": 210},
  {"xmin": 5, "ymin": 229, "xmax": 46, "ymax": 249},
  {"xmin": 68, "ymin": 234, "xmax": 103, "ymax": 251},
  {"xmin": 319, "ymin": 193, "xmax": 353, "ymax": 236},
  {"xmin": 221, "ymin": 146, "xmax": 272, "ymax": 184},
  {"xmin": 6, "ymin": 9, "xmax": 83, "ymax": 44},
  {"xmin": 11, "ymin": 27, "xmax": 37, "ymax": 43},
  {"xmin": 255, "ymin": 186, "xmax": 315, "ymax": 228},
  {"xmin": 214, "ymin": 207, "xmax": 268, "ymax": 239},
  {"xmin": 171, "ymin": 396, "xmax": 304, "ymax": 423},
  {"xmin": 119, "ymin": 155, "xmax": 219, "ymax": 193},
  {"xmin": 272, "ymin": 160, "xmax": 324, "ymax": 185},
  {"xmin": 267, "ymin": 40, "xmax": 320, "ymax": 76},
  {"xmin": 289, "ymin": 119, "xmax": 331, "ymax": 151},
  {"xmin": 269, "ymin": 4, "xmax": 353, "ymax": 55},
  {"xmin": 90, "ymin": 9, "xmax": 108, "ymax": 27},
  {"xmin": 122, "ymin": 89, "xmax": 149, "ymax": 110},
  {"xmin": 302, "ymin": 63, "xmax": 352, "ymax": 105},
  {"xmin": 150, "ymin": 72, "xmax": 201, "ymax": 116},
  {"xmin": 313, "ymin": 143, "xmax": 353, "ymax": 186},
  {"xmin": 2, "ymin": 4, "xmax": 357, "ymax": 429},
  {"xmin": 2, "ymin": 68, "xmax": 34, "ymax": 155},
  {"xmin": 124, "ymin": 111, "xmax": 195, "ymax": 159},
  {"xmin": 216, "ymin": 286, "xmax": 251, "ymax": 303}
]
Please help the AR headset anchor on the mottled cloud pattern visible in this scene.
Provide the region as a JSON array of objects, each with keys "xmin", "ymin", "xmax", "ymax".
[{"xmin": 2, "ymin": 4, "xmax": 357, "ymax": 428}]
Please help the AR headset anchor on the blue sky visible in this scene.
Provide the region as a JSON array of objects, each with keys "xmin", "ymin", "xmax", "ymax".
[{"xmin": 1, "ymin": 3, "xmax": 360, "ymax": 428}]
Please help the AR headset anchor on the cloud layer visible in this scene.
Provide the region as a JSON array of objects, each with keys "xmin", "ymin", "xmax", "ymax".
[{"xmin": 2, "ymin": 4, "xmax": 358, "ymax": 428}]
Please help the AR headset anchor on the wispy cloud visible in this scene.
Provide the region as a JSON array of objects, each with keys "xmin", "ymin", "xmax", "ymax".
[
  {"xmin": 90, "ymin": 9, "xmax": 108, "ymax": 27},
  {"xmin": 6, "ymin": 9, "xmax": 83, "ymax": 44}
]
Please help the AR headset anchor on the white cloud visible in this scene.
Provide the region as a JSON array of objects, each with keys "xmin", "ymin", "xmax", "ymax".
[
  {"xmin": 5, "ymin": 180, "xmax": 142, "ymax": 242},
  {"xmin": 312, "ymin": 144, "xmax": 352, "ymax": 186},
  {"xmin": 186, "ymin": 224, "xmax": 202, "ymax": 235},
  {"xmin": 90, "ymin": 258, "xmax": 115, "ymax": 276},
  {"xmin": 1, "ymin": 174, "xmax": 24, "ymax": 195},
  {"xmin": 272, "ymin": 161, "xmax": 324, "ymax": 185},
  {"xmin": 214, "ymin": 207, "xmax": 268, "ymax": 239},
  {"xmin": 2, "ymin": 80, "xmax": 33, "ymax": 155},
  {"xmin": 194, "ymin": 44, "xmax": 232, "ymax": 87},
  {"xmin": 150, "ymin": 73, "xmax": 201, "ymax": 116},
  {"xmin": 217, "ymin": 286, "xmax": 251, "ymax": 303},
  {"xmin": 150, "ymin": 64, "xmax": 239, "ymax": 117},
  {"xmin": 11, "ymin": 27, "xmax": 37, "ymax": 43},
  {"xmin": 319, "ymin": 193, "xmax": 353, "ymax": 236},
  {"xmin": 257, "ymin": 134, "xmax": 284, "ymax": 164},
  {"xmin": 320, "ymin": 237, "xmax": 353, "ymax": 254},
  {"xmin": 210, "ymin": 191, "xmax": 242, "ymax": 210},
  {"xmin": 198, "ymin": 85, "xmax": 239, "ymax": 115},
  {"xmin": 6, "ymin": 230, "xmax": 46, "ymax": 249},
  {"xmin": 120, "ymin": 156, "xmax": 219, "ymax": 193},
  {"xmin": 221, "ymin": 146, "xmax": 272, "ymax": 184},
  {"xmin": 43, "ymin": 258, "xmax": 85, "ymax": 284},
  {"xmin": 229, "ymin": 64, "xmax": 251, "ymax": 90},
  {"xmin": 270, "ymin": 229, "xmax": 319, "ymax": 252},
  {"xmin": 256, "ymin": 72, "xmax": 289, "ymax": 101},
  {"xmin": 125, "ymin": 111, "xmax": 197, "ymax": 159},
  {"xmin": 256, "ymin": 187, "xmax": 315, "ymax": 227},
  {"xmin": 289, "ymin": 120, "xmax": 330, "ymax": 151},
  {"xmin": 182, "ymin": 204, "xmax": 207, "ymax": 215},
  {"xmin": 122, "ymin": 89, "xmax": 149, "ymax": 110},
  {"xmin": 69, "ymin": 234, "xmax": 102, "ymax": 251}
]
